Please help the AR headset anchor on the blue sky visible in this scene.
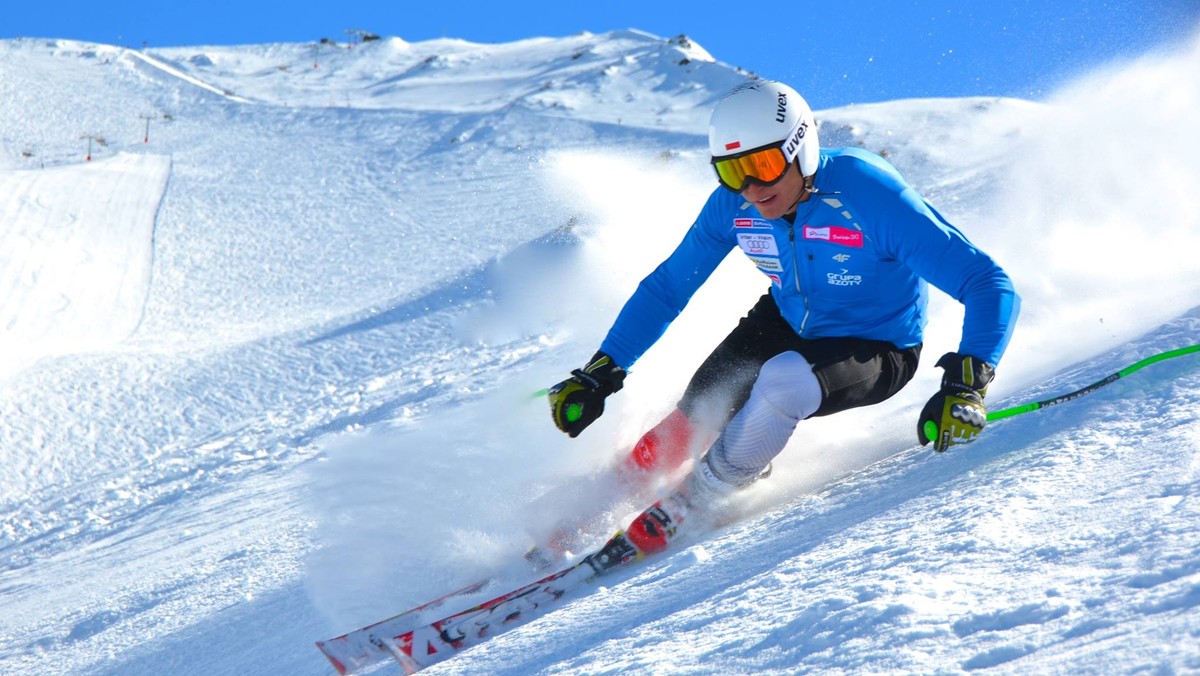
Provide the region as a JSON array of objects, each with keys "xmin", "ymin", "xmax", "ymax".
[{"xmin": 5, "ymin": 1, "xmax": 1199, "ymax": 108}]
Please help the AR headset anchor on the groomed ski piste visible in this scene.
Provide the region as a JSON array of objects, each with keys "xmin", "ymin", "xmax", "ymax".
[{"xmin": 2, "ymin": 26, "xmax": 1200, "ymax": 675}]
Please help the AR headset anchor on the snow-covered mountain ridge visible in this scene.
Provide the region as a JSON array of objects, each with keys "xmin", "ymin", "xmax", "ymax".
[
  {"xmin": 2, "ymin": 26, "xmax": 1199, "ymax": 675},
  {"xmin": 147, "ymin": 29, "xmax": 738, "ymax": 122}
]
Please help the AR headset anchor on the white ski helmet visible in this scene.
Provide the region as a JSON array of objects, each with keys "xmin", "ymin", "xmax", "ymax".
[{"xmin": 708, "ymin": 80, "xmax": 819, "ymax": 177}]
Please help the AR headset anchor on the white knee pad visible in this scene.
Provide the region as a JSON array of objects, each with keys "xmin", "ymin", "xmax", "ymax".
[
  {"xmin": 705, "ymin": 351, "xmax": 822, "ymax": 485},
  {"xmin": 753, "ymin": 351, "xmax": 823, "ymax": 421}
]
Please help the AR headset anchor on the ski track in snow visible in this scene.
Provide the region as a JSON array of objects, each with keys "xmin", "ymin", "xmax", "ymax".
[
  {"xmin": 0, "ymin": 153, "xmax": 170, "ymax": 374},
  {"xmin": 1, "ymin": 27, "xmax": 1199, "ymax": 676}
]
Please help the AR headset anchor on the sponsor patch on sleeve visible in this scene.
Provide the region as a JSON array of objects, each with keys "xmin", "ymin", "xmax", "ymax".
[{"xmin": 802, "ymin": 225, "xmax": 864, "ymax": 248}]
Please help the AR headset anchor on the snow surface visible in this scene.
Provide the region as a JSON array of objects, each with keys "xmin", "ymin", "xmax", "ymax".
[{"xmin": 2, "ymin": 27, "xmax": 1200, "ymax": 675}]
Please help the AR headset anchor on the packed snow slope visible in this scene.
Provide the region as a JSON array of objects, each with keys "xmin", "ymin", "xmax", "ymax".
[{"xmin": 2, "ymin": 27, "xmax": 1199, "ymax": 675}]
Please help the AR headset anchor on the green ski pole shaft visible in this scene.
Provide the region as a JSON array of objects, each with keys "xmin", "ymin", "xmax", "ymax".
[
  {"xmin": 533, "ymin": 345, "xmax": 1198, "ymax": 422},
  {"xmin": 987, "ymin": 343, "xmax": 1200, "ymax": 422}
]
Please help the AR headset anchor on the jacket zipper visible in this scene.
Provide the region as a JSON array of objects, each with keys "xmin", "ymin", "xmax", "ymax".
[{"xmin": 786, "ymin": 222, "xmax": 810, "ymax": 334}]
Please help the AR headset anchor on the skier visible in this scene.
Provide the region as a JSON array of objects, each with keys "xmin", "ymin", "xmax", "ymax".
[{"xmin": 547, "ymin": 80, "xmax": 1019, "ymax": 557}]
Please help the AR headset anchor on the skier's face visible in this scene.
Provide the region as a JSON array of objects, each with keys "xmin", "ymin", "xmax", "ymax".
[{"xmin": 742, "ymin": 161, "xmax": 808, "ymax": 219}]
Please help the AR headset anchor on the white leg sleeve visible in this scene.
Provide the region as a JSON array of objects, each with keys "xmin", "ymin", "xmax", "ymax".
[{"xmin": 705, "ymin": 351, "xmax": 822, "ymax": 485}]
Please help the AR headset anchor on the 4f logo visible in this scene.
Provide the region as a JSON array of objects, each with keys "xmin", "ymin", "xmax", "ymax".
[{"xmin": 833, "ymin": 254, "xmax": 851, "ymax": 263}]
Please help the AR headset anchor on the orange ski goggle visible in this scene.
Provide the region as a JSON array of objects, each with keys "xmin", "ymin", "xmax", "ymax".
[{"xmin": 712, "ymin": 143, "xmax": 790, "ymax": 192}]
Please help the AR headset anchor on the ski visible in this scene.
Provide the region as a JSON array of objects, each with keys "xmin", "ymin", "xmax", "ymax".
[
  {"xmin": 315, "ymin": 576, "xmax": 496, "ymax": 674},
  {"xmin": 316, "ymin": 535, "xmax": 591, "ymax": 673},
  {"xmin": 316, "ymin": 526, "xmax": 651, "ymax": 674},
  {"xmin": 390, "ymin": 560, "xmax": 598, "ymax": 672}
]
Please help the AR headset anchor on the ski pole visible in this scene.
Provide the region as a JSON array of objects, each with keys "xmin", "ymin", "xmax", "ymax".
[
  {"xmin": 533, "ymin": 345, "xmax": 1200, "ymax": 420},
  {"xmin": 987, "ymin": 343, "xmax": 1200, "ymax": 422}
]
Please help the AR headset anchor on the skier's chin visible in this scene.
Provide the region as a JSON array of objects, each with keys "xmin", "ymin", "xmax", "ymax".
[{"xmin": 754, "ymin": 194, "xmax": 785, "ymax": 219}]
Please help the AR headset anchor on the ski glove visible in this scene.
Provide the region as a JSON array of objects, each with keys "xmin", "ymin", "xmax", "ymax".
[
  {"xmin": 918, "ymin": 352, "xmax": 995, "ymax": 452},
  {"xmin": 549, "ymin": 351, "xmax": 626, "ymax": 438}
]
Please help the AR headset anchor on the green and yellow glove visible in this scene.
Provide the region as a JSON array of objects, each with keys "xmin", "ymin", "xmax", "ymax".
[
  {"xmin": 918, "ymin": 352, "xmax": 995, "ymax": 452},
  {"xmin": 548, "ymin": 351, "xmax": 626, "ymax": 438}
]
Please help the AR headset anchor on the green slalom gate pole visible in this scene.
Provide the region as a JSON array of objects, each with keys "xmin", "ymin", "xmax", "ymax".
[{"xmin": 987, "ymin": 343, "xmax": 1200, "ymax": 422}]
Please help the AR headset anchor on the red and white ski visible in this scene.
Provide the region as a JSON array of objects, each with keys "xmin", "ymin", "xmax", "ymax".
[
  {"xmin": 317, "ymin": 414, "xmax": 703, "ymax": 673},
  {"xmin": 315, "ymin": 576, "xmax": 496, "ymax": 674},
  {"xmin": 316, "ymin": 520, "xmax": 660, "ymax": 673}
]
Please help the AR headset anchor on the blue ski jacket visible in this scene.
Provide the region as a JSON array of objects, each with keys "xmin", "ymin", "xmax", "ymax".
[{"xmin": 600, "ymin": 147, "xmax": 1019, "ymax": 369}]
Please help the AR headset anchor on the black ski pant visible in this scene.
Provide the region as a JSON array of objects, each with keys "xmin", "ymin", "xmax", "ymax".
[{"xmin": 677, "ymin": 292, "xmax": 922, "ymax": 428}]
